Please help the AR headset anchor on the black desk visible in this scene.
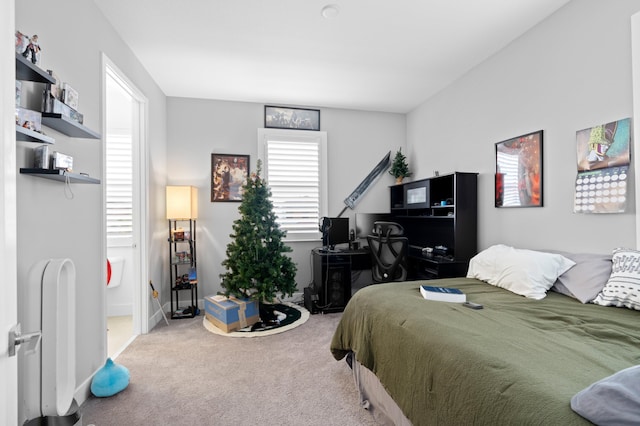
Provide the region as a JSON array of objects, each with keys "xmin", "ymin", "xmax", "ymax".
[
  {"xmin": 304, "ymin": 245, "xmax": 469, "ymax": 314},
  {"xmin": 304, "ymin": 247, "xmax": 371, "ymax": 314}
]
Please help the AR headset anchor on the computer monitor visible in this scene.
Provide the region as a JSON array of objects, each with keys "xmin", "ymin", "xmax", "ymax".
[
  {"xmin": 320, "ymin": 217, "xmax": 350, "ymax": 250},
  {"xmin": 355, "ymin": 213, "xmax": 392, "ymax": 239}
]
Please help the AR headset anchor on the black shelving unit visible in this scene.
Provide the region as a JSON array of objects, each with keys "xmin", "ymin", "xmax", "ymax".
[
  {"xmin": 390, "ymin": 172, "xmax": 478, "ymax": 278},
  {"xmin": 169, "ymin": 219, "xmax": 198, "ymax": 319}
]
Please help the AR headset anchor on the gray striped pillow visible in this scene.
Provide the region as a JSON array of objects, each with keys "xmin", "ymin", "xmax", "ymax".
[{"xmin": 592, "ymin": 248, "xmax": 640, "ymax": 310}]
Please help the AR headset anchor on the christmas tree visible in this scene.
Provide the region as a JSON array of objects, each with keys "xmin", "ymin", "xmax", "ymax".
[
  {"xmin": 220, "ymin": 160, "xmax": 297, "ymax": 303},
  {"xmin": 389, "ymin": 148, "xmax": 412, "ymax": 181}
]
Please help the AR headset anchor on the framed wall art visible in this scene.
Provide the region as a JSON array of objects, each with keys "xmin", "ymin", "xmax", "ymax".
[
  {"xmin": 576, "ymin": 118, "xmax": 630, "ymax": 172},
  {"xmin": 211, "ymin": 154, "xmax": 249, "ymax": 202},
  {"xmin": 265, "ymin": 105, "xmax": 320, "ymax": 131},
  {"xmin": 574, "ymin": 117, "xmax": 631, "ymax": 214},
  {"xmin": 495, "ymin": 130, "xmax": 543, "ymax": 208}
]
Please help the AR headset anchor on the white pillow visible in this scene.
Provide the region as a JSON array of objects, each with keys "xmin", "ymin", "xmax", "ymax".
[
  {"xmin": 467, "ymin": 244, "xmax": 575, "ymax": 300},
  {"xmin": 592, "ymin": 248, "xmax": 640, "ymax": 310}
]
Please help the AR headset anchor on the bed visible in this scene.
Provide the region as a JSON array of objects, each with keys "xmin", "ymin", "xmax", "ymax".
[{"xmin": 330, "ymin": 245, "xmax": 640, "ymax": 425}]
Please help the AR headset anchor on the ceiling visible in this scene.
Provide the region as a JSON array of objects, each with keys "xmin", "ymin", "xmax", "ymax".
[{"xmin": 94, "ymin": 0, "xmax": 570, "ymax": 114}]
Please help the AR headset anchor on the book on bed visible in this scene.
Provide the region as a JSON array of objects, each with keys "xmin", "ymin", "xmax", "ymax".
[{"xmin": 420, "ymin": 285, "xmax": 466, "ymax": 303}]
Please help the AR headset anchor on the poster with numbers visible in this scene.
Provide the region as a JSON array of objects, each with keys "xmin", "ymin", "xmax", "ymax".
[{"xmin": 574, "ymin": 118, "xmax": 631, "ymax": 213}]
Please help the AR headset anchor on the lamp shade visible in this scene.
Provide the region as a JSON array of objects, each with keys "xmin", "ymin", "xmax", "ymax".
[{"xmin": 166, "ymin": 186, "xmax": 198, "ymax": 219}]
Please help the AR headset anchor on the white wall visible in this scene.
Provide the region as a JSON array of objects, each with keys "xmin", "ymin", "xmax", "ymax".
[
  {"xmin": 407, "ymin": 0, "xmax": 640, "ymax": 254},
  {"xmin": 15, "ymin": 0, "xmax": 167, "ymax": 416},
  {"xmin": 166, "ymin": 98, "xmax": 405, "ymax": 297}
]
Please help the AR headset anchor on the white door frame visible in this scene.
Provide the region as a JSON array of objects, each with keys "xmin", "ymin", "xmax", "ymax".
[
  {"xmin": 1, "ymin": 0, "xmax": 18, "ymax": 423},
  {"xmin": 102, "ymin": 54, "xmax": 150, "ymax": 340},
  {"xmin": 632, "ymin": 12, "xmax": 640, "ymax": 249}
]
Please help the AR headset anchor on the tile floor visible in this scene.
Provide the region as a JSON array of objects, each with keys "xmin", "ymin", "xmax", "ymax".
[{"xmin": 107, "ymin": 315, "xmax": 133, "ymax": 358}]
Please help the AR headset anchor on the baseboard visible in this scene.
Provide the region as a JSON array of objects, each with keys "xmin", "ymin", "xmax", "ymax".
[
  {"xmin": 148, "ymin": 301, "xmax": 170, "ymax": 330},
  {"xmin": 149, "ymin": 299, "xmax": 206, "ymax": 331},
  {"xmin": 280, "ymin": 291, "xmax": 304, "ymax": 305},
  {"xmin": 75, "ymin": 372, "xmax": 94, "ymax": 407}
]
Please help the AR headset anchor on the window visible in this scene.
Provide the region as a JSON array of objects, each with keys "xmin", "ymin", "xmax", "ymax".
[
  {"xmin": 258, "ymin": 128, "xmax": 327, "ymax": 242},
  {"xmin": 106, "ymin": 134, "xmax": 133, "ymax": 243},
  {"xmin": 105, "ymin": 67, "xmax": 134, "ymax": 246}
]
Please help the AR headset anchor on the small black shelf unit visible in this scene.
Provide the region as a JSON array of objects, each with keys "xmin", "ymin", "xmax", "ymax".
[
  {"xmin": 390, "ymin": 172, "xmax": 478, "ymax": 278},
  {"xmin": 168, "ymin": 219, "xmax": 198, "ymax": 319},
  {"xmin": 19, "ymin": 168, "xmax": 100, "ymax": 184}
]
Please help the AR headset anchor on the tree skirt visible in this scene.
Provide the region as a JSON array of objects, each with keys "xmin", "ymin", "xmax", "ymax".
[{"xmin": 203, "ymin": 302, "xmax": 310, "ymax": 337}]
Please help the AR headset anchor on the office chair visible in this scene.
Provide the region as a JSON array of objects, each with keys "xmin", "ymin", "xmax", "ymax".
[{"xmin": 366, "ymin": 221, "xmax": 408, "ymax": 283}]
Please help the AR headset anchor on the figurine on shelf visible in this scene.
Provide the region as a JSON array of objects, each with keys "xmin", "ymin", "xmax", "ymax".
[
  {"xmin": 15, "ymin": 31, "xmax": 27, "ymax": 54},
  {"xmin": 22, "ymin": 34, "xmax": 41, "ymax": 65}
]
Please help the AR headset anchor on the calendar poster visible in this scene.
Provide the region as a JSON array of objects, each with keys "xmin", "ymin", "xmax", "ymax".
[{"xmin": 574, "ymin": 118, "xmax": 631, "ymax": 213}]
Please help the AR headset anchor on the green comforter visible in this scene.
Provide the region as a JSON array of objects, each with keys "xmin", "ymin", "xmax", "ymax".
[{"xmin": 330, "ymin": 278, "xmax": 640, "ymax": 425}]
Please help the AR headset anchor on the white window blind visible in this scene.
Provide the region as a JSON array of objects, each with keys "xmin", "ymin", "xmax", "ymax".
[
  {"xmin": 106, "ymin": 133, "xmax": 133, "ymax": 244},
  {"xmin": 258, "ymin": 129, "xmax": 327, "ymax": 242},
  {"xmin": 496, "ymin": 151, "xmax": 521, "ymax": 206}
]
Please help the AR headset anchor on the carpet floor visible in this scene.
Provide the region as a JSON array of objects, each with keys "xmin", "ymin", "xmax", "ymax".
[{"xmin": 81, "ymin": 310, "xmax": 378, "ymax": 425}]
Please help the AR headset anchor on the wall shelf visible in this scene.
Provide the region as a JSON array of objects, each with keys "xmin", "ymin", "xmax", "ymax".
[
  {"xmin": 41, "ymin": 113, "xmax": 101, "ymax": 139},
  {"xmin": 15, "ymin": 53, "xmax": 55, "ymax": 84},
  {"xmin": 15, "ymin": 125, "xmax": 55, "ymax": 144},
  {"xmin": 15, "ymin": 53, "xmax": 100, "ymax": 187},
  {"xmin": 19, "ymin": 168, "xmax": 100, "ymax": 184}
]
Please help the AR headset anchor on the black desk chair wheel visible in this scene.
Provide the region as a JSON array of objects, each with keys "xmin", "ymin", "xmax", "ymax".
[{"xmin": 366, "ymin": 221, "xmax": 408, "ymax": 283}]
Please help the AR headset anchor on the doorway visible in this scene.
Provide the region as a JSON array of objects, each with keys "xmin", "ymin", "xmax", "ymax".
[{"xmin": 103, "ymin": 56, "xmax": 148, "ymax": 358}]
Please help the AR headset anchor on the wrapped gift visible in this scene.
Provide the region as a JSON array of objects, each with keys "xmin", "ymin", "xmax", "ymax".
[{"xmin": 204, "ymin": 295, "xmax": 259, "ymax": 333}]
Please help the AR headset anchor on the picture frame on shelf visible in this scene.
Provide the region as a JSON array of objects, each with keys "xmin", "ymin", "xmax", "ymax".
[
  {"xmin": 46, "ymin": 69, "xmax": 62, "ymax": 100},
  {"xmin": 15, "ymin": 80, "xmax": 22, "ymax": 106},
  {"xmin": 15, "ymin": 31, "xmax": 27, "ymax": 54},
  {"xmin": 211, "ymin": 153, "xmax": 249, "ymax": 202},
  {"xmin": 265, "ymin": 105, "xmax": 320, "ymax": 131},
  {"xmin": 15, "ymin": 107, "xmax": 42, "ymax": 132},
  {"xmin": 62, "ymin": 82, "xmax": 79, "ymax": 110},
  {"xmin": 495, "ymin": 130, "xmax": 543, "ymax": 208}
]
